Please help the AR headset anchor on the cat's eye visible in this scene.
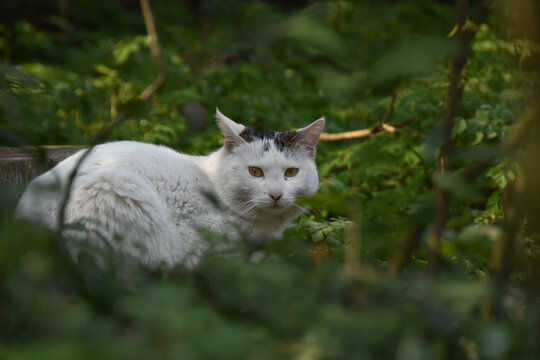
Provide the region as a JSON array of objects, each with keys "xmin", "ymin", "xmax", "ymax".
[
  {"xmin": 284, "ymin": 168, "xmax": 299, "ymax": 178},
  {"xmin": 249, "ymin": 166, "xmax": 264, "ymax": 178}
]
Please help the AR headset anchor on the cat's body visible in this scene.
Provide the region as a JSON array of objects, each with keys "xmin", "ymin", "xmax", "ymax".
[{"xmin": 16, "ymin": 111, "xmax": 324, "ymax": 267}]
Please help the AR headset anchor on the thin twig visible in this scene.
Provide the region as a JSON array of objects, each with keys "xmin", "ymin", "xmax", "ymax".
[
  {"xmin": 319, "ymin": 127, "xmax": 374, "ymax": 141},
  {"xmin": 380, "ymin": 91, "xmax": 397, "ymax": 124},
  {"xmin": 139, "ymin": 0, "xmax": 167, "ymax": 101},
  {"xmin": 513, "ymin": 42, "xmax": 521, "ymax": 71},
  {"xmin": 56, "ymin": 0, "xmax": 167, "ymax": 233},
  {"xmin": 388, "ymin": 225, "xmax": 426, "ymax": 276}
]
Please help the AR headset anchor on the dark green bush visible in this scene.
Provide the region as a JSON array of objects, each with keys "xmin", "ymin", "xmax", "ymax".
[{"xmin": 2, "ymin": 0, "xmax": 540, "ymax": 358}]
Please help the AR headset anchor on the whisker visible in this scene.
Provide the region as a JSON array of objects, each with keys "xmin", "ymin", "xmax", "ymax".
[
  {"xmin": 282, "ymin": 202, "xmax": 306, "ymax": 218},
  {"xmin": 233, "ymin": 200, "xmax": 258, "ymax": 220}
]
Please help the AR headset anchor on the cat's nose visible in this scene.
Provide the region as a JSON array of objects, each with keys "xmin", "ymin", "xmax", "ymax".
[{"xmin": 268, "ymin": 192, "xmax": 283, "ymax": 202}]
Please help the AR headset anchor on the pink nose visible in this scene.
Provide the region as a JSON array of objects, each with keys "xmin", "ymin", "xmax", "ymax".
[{"xmin": 268, "ymin": 192, "xmax": 283, "ymax": 201}]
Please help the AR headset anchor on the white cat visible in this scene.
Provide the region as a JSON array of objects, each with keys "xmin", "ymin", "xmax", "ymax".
[{"xmin": 16, "ymin": 110, "xmax": 325, "ymax": 267}]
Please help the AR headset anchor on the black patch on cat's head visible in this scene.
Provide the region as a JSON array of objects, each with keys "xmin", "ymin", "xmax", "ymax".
[
  {"xmin": 239, "ymin": 128, "xmax": 298, "ymax": 152},
  {"xmin": 239, "ymin": 128, "xmax": 275, "ymax": 142},
  {"xmin": 274, "ymin": 131, "xmax": 297, "ymax": 151}
]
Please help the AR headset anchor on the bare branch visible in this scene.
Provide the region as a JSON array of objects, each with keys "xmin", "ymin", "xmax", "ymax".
[
  {"xmin": 380, "ymin": 91, "xmax": 397, "ymax": 124},
  {"xmin": 56, "ymin": 0, "xmax": 167, "ymax": 233},
  {"xmin": 388, "ymin": 0, "xmax": 476, "ymax": 276},
  {"xmin": 426, "ymin": 0, "xmax": 474, "ymax": 274},
  {"xmin": 490, "ymin": 182, "xmax": 523, "ymax": 281},
  {"xmin": 139, "ymin": 0, "xmax": 168, "ymax": 101},
  {"xmin": 388, "ymin": 155, "xmax": 501, "ymax": 278},
  {"xmin": 319, "ymin": 127, "xmax": 374, "ymax": 141},
  {"xmin": 319, "ymin": 93, "xmax": 397, "ymax": 141},
  {"xmin": 505, "ymin": 105, "xmax": 537, "ymax": 152},
  {"xmin": 388, "ymin": 225, "xmax": 426, "ymax": 276},
  {"xmin": 487, "ymin": 103, "xmax": 540, "ymax": 317},
  {"xmin": 380, "ymin": 123, "xmax": 397, "ymax": 133}
]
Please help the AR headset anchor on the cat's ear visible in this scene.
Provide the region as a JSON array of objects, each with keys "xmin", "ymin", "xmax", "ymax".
[
  {"xmin": 216, "ymin": 109, "xmax": 245, "ymax": 152},
  {"xmin": 293, "ymin": 117, "xmax": 325, "ymax": 158}
]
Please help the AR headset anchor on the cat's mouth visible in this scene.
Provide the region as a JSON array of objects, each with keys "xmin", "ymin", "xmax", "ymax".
[{"xmin": 264, "ymin": 201, "xmax": 292, "ymax": 212}]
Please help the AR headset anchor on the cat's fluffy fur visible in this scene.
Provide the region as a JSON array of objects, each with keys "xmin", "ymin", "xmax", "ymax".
[{"xmin": 16, "ymin": 110, "xmax": 325, "ymax": 267}]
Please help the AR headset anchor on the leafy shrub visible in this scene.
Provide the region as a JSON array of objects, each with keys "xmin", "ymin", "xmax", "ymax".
[{"xmin": 2, "ymin": 0, "xmax": 540, "ymax": 359}]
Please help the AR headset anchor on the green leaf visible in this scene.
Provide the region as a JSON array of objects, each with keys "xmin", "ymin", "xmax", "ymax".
[
  {"xmin": 454, "ymin": 117, "xmax": 468, "ymax": 135},
  {"xmin": 434, "ymin": 172, "xmax": 480, "ymax": 202}
]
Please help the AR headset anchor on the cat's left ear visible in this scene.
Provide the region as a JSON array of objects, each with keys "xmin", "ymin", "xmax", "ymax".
[
  {"xmin": 216, "ymin": 109, "xmax": 246, "ymax": 152},
  {"xmin": 293, "ymin": 117, "xmax": 325, "ymax": 158}
]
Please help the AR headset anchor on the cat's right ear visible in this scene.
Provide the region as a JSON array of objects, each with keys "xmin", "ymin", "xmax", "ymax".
[{"xmin": 216, "ymin": 109, "xmax": 245, "ymax": 152}]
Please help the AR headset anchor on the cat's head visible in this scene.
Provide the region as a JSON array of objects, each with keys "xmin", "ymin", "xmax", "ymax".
[{"xmin": 213, "ymin": 109, "xmax": 324, "ymax": 225}]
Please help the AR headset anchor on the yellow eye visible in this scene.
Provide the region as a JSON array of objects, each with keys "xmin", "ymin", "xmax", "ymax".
[
  {"xmin": 249, "ymin": 166, "xmax": 264, "ymax": 177},
  {"xmin": 284, "ymin": 168, "xmax": 299, "ymax": 177}
]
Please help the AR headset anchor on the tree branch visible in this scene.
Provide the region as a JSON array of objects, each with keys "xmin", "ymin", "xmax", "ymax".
[
  {"xmin": 388, "ymin": 0, "xmax": 476, "ymax": 276},
  {"xmin": 487, "ymin": 108, "xmax": 540, "ymax": 317},
  {"xmin": 56, "ymin": 0, "xmax": 167, "ymax": 233},
  {"xmin": 139, "ymin": 0, "xmax": 167, "ymax": 101},
  {"xmin": 426, "ymin": 0, "xmax": 473, "ymax": 274},
  {"xmin": 388, "ymin": 225, "xmax": 426, "ymax": 276},
  {"xmin": 319, "ymin": 127, "xmax": 374, "ymax": 141},
  {"xmin": 319, "ymin": 93, "xmax": 397, "ymax": 141}
]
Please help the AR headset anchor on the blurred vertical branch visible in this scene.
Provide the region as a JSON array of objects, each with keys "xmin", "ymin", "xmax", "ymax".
[
  {"xmin": 344, "ymin": 207, "xmax": 362, "ymax": 279},
  {"xmin": 489, "ymin": 0, "xmax": 540, "ymax": 318},
  {"xmin": 389, "ymin": 0, "xmax": 477, "ymax": 276},
  {"xmin": 490, "ymin": 107, "xmax": 536, "ymax": 288},
  {"xmin": 426, "ymin": 0, "xmax": 475, "ymax": 273},
  {"xmin": 388, "ymin": 225, "xmax": 426, "ymax": 276}
]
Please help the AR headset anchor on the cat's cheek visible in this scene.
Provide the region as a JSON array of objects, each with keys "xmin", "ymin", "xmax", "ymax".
[
  {"xmin": 232, "ymin": 185, "xmax": 253, "ymax": 203},
  {"xmin": 294, "ymin": 173, "xmax": 318, "ymax": 197}
]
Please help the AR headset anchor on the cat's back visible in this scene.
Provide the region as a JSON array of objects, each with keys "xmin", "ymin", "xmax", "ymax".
[
  {"xmin": 21, "ymin": 141, "xmax": 207, "ymax": 197},
  {"xmin": 16, "ymin": 141, "xmax": 222, "ymax": 266},
  {"xmin": 17, "ymin": 141, "xmax": 215, "ymax": 229},
  {"xmin": 70, "ymin": 141, "xmax": 201, "ymax": 180}
]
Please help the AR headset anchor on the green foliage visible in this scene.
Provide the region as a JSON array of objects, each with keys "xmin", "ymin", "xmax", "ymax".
[{"xmin": 1, "ymin": 0, "xmax": 539, "ymax": 359}]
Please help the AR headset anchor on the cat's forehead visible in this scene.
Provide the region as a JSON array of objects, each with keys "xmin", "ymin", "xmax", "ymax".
[
  {"xmin": 239, "ymin": 128, "xmax": 297, "ymax": 152},
  {"xmin": 236, "ymin": 139, "xmax": 306, "ymax": 166}
]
